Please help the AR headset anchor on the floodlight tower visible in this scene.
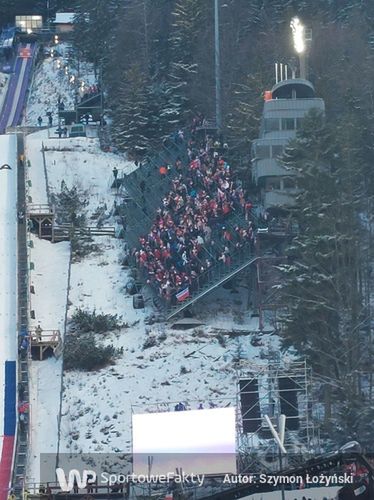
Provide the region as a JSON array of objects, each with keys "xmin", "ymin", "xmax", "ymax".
[
  {"xmin": 290, "ymin": 17, "xmax": 310, "ymax": 79},
  {"xmin": 214, "ymin": 0, "xmax": 222, "ymax": 131}
]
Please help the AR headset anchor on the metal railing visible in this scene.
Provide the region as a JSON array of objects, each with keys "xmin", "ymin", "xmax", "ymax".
[
  {"xmin": 119, "ymin": 133, "xmax": 262, "ymax": 318},
  {"xmin": 137, "ymin": 240, "xmax": 257, "ymax": 319},
  {"xmin": 166, "ymin": 251, "xmax": 258, "ymax": 320}
]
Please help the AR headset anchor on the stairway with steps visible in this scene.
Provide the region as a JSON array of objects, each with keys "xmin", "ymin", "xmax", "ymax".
[
  {"xmin": 14, "ymin": 133, "xmax": 30, "ymax": 493},
  {"xmin": 122, "ymin": 140, "xmax": 188, "ymax": 216},
  {"xmin": 120, "ymin": 136, "xmax": 261, "ymax": 320},
  {"xmin": 119, "ymin": 140, "xmax": 188, "ymax": 249}
]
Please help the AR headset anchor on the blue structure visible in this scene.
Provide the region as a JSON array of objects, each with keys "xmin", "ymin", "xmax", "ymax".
[
  {"xmin": 0, "ymin": 27, "xmax": 16, "ymax": 49},
  {"xmin": 3, "ymin": 361, "xmax": 16, "ymax": 437},
  {"xmin": 0, "ymin": 27, "xmax": 16, "ymax": 72}
]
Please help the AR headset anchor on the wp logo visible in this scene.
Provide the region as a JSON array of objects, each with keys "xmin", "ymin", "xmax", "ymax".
[{"xmin": 56, "ymin": 468, "xmax": 97, "ymax": 491}]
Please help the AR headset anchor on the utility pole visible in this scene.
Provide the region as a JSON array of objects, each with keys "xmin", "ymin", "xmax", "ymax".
[
  {"xmin": 265, "ymin": 414, "xmax": 286, "ymax": 500},
  {"xmin": 214, "ymin": 0, "xmax": 222, "ymax": 131},
  {"xmin": 143, "ymin": 0, "xmax": 149, "ymax": 68},
  {"xmin": 290, "ymin": 17, "xmax": 312, "ymax": 80}
]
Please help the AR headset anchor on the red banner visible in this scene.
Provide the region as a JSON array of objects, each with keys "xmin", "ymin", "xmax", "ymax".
[{"xmin": 19, "ymin": 47, "xmax": 31, "ymax": 58}]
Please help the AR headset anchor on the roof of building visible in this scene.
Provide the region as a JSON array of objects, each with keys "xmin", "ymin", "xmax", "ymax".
[
  {"xmin": 271, "ymin": 78, "xmax": 316, "ymax": 99},
  {"xmin": 54, "ymin": 12, "xmax": 76, "ymax": 24}
]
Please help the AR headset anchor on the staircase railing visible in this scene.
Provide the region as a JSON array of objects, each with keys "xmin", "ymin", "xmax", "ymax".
[
  {"xmin": 120, "ymin": 134, "xmax": 261, "ymax": 318},
  {"xmin": 166, "ymin": 247, "xmax": 258, "ymax": 319}
]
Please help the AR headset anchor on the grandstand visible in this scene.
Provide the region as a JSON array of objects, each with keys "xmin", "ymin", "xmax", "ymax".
[
  {"xmin": 119, "ymin": 122, "xmax": 259, "ymax": 320},
  {"xmin": 118, "ymin": 75, "xmax": 326, "ymax": 323}
]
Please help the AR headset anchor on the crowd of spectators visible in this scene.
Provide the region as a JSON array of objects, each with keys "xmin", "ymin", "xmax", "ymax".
[
  {"xmin": 79, "ymin": 83, "xmax": 100, "ymax": 102},
  {"xmin": 134, "ymin": 115, "xmax": 256, "ymax": 303}
]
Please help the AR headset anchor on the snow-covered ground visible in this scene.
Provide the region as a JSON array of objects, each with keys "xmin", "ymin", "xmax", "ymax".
[
  {"xmin": 24, "ymin": 47, "xmax": 278, "ymax": 489},
  {"xmin": 25, "ymin": 51, "xmax": 75, "ymax": 127},
  {"xmin": 27, "ymin": 236, "xmax": 70, "ymax": 483},
  {"xmin": 24, "ymin": 43, "xmax": 97, "ymax": 128},
  {"xmin": 25, "ymin": 131, "xmax": 49, "ymax": 205},
  {"xmin": 44, "ymin": 135, "xmax": 136, "ymax": 212},
  {"xmin": 24, "ymin": 128, "xmax": 137, "ymax": 479},
  {"xmin": 0, "ymin": 72, "xmax": 9, "ymax": 114}
]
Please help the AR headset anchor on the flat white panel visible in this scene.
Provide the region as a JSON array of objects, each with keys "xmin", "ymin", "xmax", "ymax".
[{"xmin": 132, "ymin": 408, "xmax": 236, "ymax": 475}]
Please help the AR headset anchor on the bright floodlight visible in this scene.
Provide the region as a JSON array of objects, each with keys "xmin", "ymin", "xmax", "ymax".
[{"xmin": 290, "ymin": 17, "xmax": 305, "ymax": 54}]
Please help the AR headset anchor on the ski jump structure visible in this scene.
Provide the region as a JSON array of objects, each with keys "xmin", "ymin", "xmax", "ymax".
[
  {"xmin": 0, "ymin": 42, "xmax": 36, "ymax": 500},
  {"xmin": 0, "ymin": 43, "xmax": 36, "ymax": 134},
  {"xmin": 0, "ymin": 136, "xmax": 18, "ymax": 500}
]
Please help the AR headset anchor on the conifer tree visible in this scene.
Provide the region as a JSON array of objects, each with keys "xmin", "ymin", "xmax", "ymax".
[
  {"xmin": 73, "ymin": 0, "xmax": 120, "ymax": 72},
  {"xmin": 168, "ymin": 0, "xmax": 202, "ymax": 118},
  {"xmin": 145, "ymin": 79, "xmax": 181, "ymax": 147},
  {"xmin": 277, "ymin": 109, "xmax": 373, "ymax": 428},
  {"xmin": 226, "ymin": 71, "xmax": 272, "ymax": 162},
  {"xmin": 111, "ymin": 65, "xmax": 149, "ymax": 157}
]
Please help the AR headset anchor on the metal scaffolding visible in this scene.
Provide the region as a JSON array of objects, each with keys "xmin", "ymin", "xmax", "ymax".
[{"xmin": 236, "ymin": 360, "xmax": 320, "ymax": 473}]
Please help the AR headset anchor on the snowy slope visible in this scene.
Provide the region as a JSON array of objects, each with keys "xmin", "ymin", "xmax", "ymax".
[
  {"xmin": 25, "ymin": 130, "xmax": 49, "ymax": 205},
  {"xmin": 0, "ymin": 73, "xmax": 9, "ymax": 116},
  {"xmin": 24, "ymin": 129, "xmax": 272, "ymax": 467},
  {"xmin": 24, "ymin": 53, "xmax": 276, "ymax": 483},
  {"xmin": 24, "ymin": 43, "xmax": 99, "ymax": 128},
  {"xmin": 27, "ymin": 234, "xmax": 70, "ymax": 482},
  {"xmin": 24, "ymin": 52, "xmax": 75, "ymax": 127}
]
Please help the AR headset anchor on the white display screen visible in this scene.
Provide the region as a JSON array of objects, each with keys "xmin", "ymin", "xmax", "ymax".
[{"xmin": 132, "ymin": 407, "xmax": 237, "ymax": 475}]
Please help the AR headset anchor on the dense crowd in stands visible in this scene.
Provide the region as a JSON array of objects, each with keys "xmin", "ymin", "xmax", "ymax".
[{"xmin": 134, "ymin": 115, "xmax": 256, "ymax": 303}]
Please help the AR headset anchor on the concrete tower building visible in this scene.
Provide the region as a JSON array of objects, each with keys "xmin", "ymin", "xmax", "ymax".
[{"xmin": 252, "ymin": 78, "xmax": 325, "ymax": 209}]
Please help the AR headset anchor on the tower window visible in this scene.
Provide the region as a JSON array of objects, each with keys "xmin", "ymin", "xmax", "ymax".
[
  {"xmin": 281, "ymin": 118, "xmax": 295, "ymax": 130},
  {"xmin": 265, "ymin": 118, "xmax": 280, "ymax": 132}
]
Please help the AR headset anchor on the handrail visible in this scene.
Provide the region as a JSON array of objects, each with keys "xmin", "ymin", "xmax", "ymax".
[
  {"xmin": 121, "ymin": 132, "xmax": 261, "ymax": 318},
  {"xmin": 166, "ymin": 254, "xmax": 258, "ymax": 320}
]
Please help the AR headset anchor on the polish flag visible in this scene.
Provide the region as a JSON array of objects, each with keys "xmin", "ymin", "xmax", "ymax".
[{"xmin": 176, "ymin": 287, "xmax": 190, "ymax": 302}]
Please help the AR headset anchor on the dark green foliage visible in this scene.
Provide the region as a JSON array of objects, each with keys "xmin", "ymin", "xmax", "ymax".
[
  {"xmin": 71, "ymin": 308, "xmax": 121, "ymax": 334},
  {"xmin": 277, "ymin": 109, "xmax": 374, "ymax": 437},
  {"xmin": 167, "ymin": 0, "xmax": 202, "ymax": 117},
  {"xmin": 145, "ymin": 79, "xmax": 181, "ymax": 146},
  {"xmin": 331, "ymin": 391, "xmax": 374, "ymax": 449},
  {"xmin": 72, "ymin": 0, "xmax": 121, "ymax": 73},
  {"xmin": 226, "ymin": 71, "xmax": 272, "ymax": 163},
  {"xmin": 51, "ymin": 181, "xmax": 88, "ymax": 226},
  {"xmin": 71, "ymin": 236, "xmax": 101, "ymax": 261},
  {"xmin": 64, "ymin": 334, "xmax": 122, "ymax": 371},
  {"xmin": 110, "ymin": 66, "xmax": 183, "ymax": 155},
  {"xmin": 142, "ymin": 335, "xmax": 157, "ymax": 350},
  {"xmin": 111, "ymin": 65, "xmax": 149, "ymax": 156}
]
